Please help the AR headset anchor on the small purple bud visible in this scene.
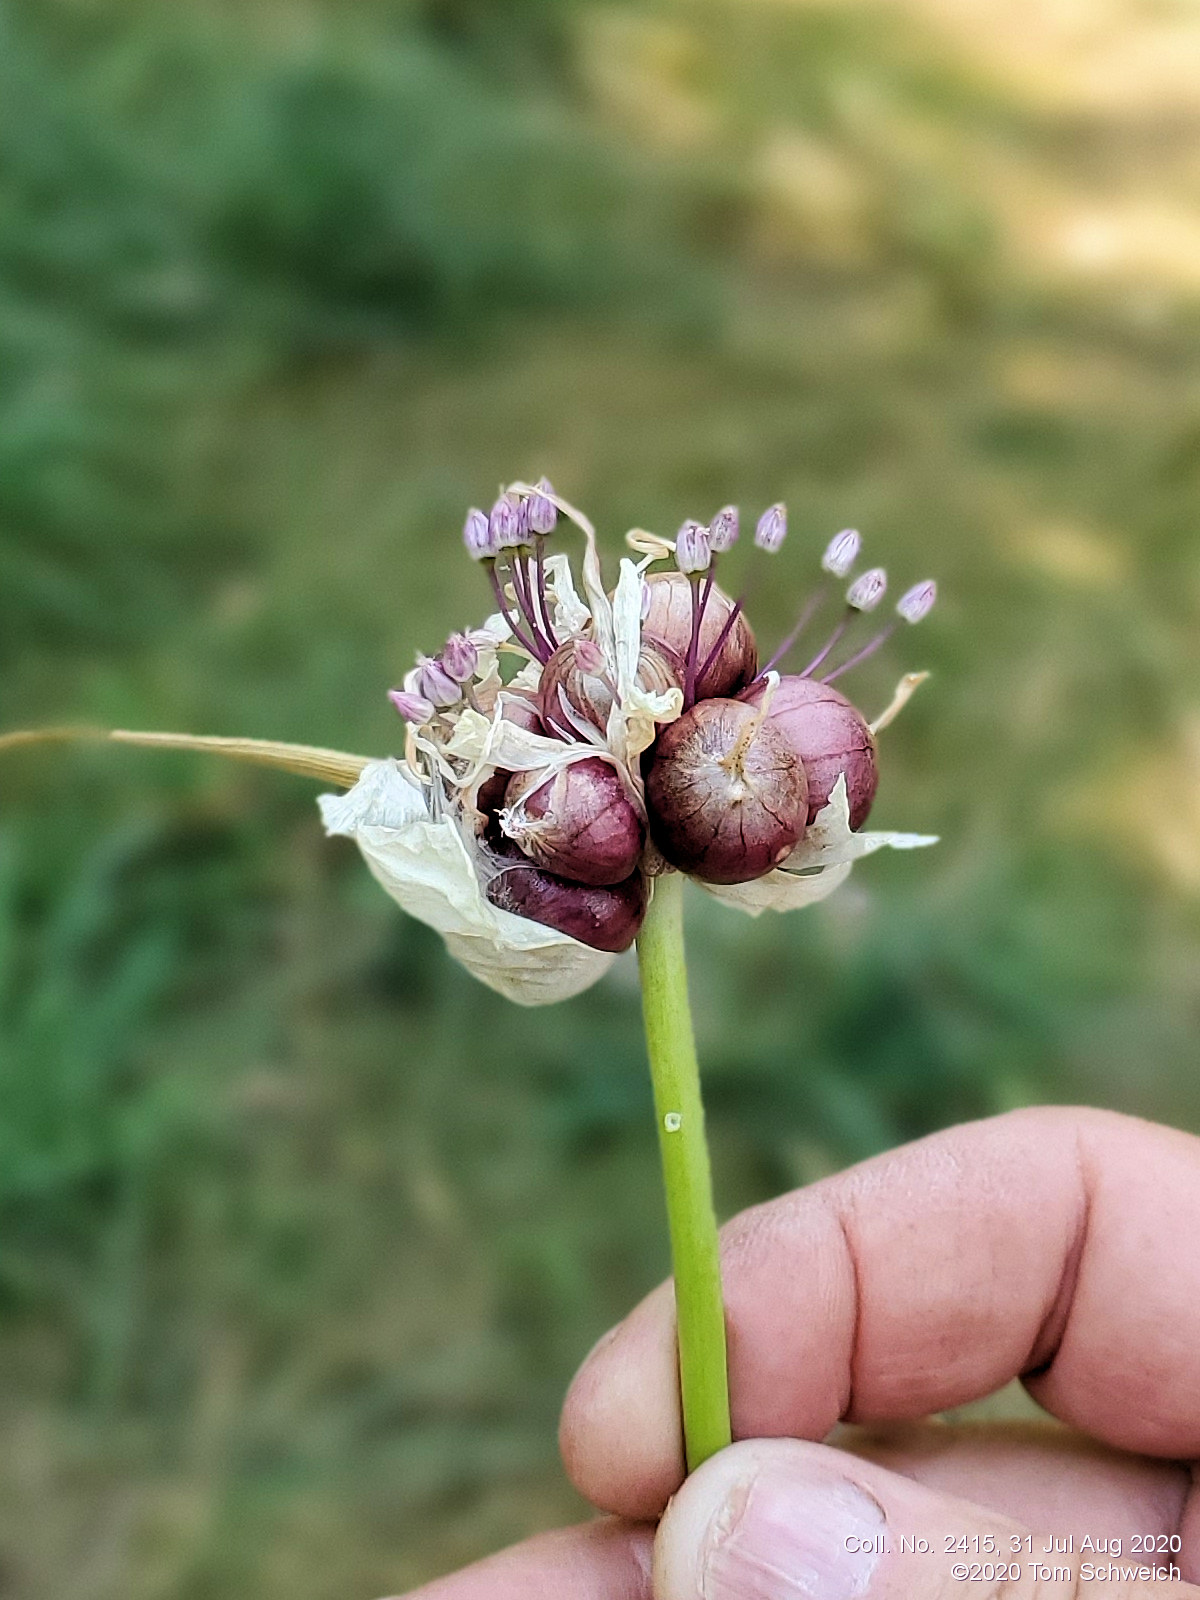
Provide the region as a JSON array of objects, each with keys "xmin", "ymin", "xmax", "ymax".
[
  {"xmin": 754, "ymin": 503, "xmax": 787, "ymax": 552},
  {"xmin": 489, "ymin": 494, "xmax": 523, "ymax": 550},
  {"xmin": 463, "ymin": 507, "xmax": 495, "ymax": 561},
  {"xmin": 526, "ymin": 477, "xmax": 558, "ymax": 536},
  {"xmin": 708, "ymin": 505, "xmax": 739, "ymax": 553},
  {"xmin": 847, "ymin": 567, "xmax": 887, "ymax": 612},
  {"xmin": 441, "ymin": 632, "xmax": 479, "ymax": 683},
  {"xmin": 415, "ymin": 655, "xmax": 461, "ymax": 708},
  {"xmin": 388, "ymin": 688, "xmax": 436, "ymax": 724},
  {"xmin": 822, "ymin": 529, "xmax": 861, "ymax": 578},
  {"xmin": 675, "ymin": 519, "xmax": 711, "ymax": 574},
  {"xmin": 897, "ymin": 579, "xmax": 937, "ymax": 624}
]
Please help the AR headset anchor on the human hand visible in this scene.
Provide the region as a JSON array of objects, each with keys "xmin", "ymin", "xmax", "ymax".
[{"xmin": 394, "ymin": 1108, "xmax": 1200, "ymax": 1596}]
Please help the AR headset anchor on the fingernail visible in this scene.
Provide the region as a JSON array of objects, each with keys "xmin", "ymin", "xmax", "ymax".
[{"xmin": 701, "ymin": 1461, "xmax": 885, "ymax": 1600}]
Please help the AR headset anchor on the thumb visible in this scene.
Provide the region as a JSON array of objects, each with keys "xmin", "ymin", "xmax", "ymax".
[{"xmin": 653, "ymin": 1438, "xmax": 1197, "ymax": 1598}]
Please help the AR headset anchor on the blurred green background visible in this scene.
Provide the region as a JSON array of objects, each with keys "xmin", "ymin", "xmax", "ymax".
[{"xmin": 2, "ymin": 0, "xmax": 1200, "ymax": 1593}]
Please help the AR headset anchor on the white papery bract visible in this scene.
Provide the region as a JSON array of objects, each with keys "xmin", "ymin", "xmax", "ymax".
[
  {"xmin": 698, "ymin": 775, "xmax": 937, "ymax": 916},
  {"xmin": 319, "ymin": 761, "xmax": 617, "ymax": 1005}
]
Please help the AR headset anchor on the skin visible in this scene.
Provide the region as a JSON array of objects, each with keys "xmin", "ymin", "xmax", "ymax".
[{"xmin": 386, "ymin": 1108, "xmax": 1200, "ymax": 1597}]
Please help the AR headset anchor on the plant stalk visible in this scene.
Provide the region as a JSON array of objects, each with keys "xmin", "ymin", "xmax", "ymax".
[{"xmin": 636, "ymin": 869, "xmax": 731, "ymax": 1472}]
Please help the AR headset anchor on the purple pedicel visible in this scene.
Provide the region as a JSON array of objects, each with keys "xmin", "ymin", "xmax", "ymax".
[{"xmin": 640, "ymin": 571, "xmax": 757, "ymax": 701}]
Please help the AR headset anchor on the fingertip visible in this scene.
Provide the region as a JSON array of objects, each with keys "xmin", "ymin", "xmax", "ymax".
[{"xmin": 559, "ymin": 1283, "xmax": 685, "ymax": 1518}]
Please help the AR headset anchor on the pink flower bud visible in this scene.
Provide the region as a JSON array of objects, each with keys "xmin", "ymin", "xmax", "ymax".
[
  {"xmin": 708, "ymin": 505, "xmax": 739, "ymax": 552},
  {"xmin": 645, "ymin": 698, "xmax": 809, "ymax": 883},
  {"xmin": 388, "ymin": 689, "xmax": 435, "ymax": 724},
  {"xmin": 486, "ymin": 844, "xmax": 646, "ymax": 952},
  {"xmin": 822, "ymin": 529, "xmax": 860, "ymax": 578},
  {"xmin": 463, "ymin": 507, "xmax": 496, "ymax": 560},
  {"xmin": 754, "ymin": 503, "xmax": 787, "ymax": 552},
  {"xmin": 502, "ymin": 758, "xmax": 644, "ymax": 886},
  {"xmin": 640, "ymin": 572, "xmax": 757, "ymax": 700},
  {"xmin": 489, "ymin": 494, "xmax": 523, "ymax": 550},
  {"xmin": 526, "ymin": 477, "xmax": 558, "ymax": 536},
  {"xmin": 897, "ymin": 579, "xmax": 937, "ymax": 623},
  {"xmin": 846, "ymin": 567, "xmax": 887, "ymax": 612},
  {"xmin": 675, "ymin": 520, "xmax": 712, "ymax": 574},
  {"xmin": 441, "ymin": 632, "xmax": 479, "ymax": 683},
  {"xmin": 415, "ymin": 656, "xmax": 461, "ymax": 708},
  {"xmin": 746, "ymin": 674, "xmax": 878, "ymax": 829}
]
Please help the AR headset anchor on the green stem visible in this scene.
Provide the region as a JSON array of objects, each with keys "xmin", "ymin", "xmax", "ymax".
[{"xmin": 636, "ymin": 869, "xmax": 731, "ymax": 1472}]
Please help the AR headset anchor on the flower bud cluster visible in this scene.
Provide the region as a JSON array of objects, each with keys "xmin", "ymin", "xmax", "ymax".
[{"xmin": 395, "ymin": 485, "xmax": 936, "ymax": 951}]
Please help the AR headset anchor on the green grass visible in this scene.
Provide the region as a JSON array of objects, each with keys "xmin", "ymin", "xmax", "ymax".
[{"xmin": 3, "ymin": 0, "xmax": 1200, "ymax": 1593}]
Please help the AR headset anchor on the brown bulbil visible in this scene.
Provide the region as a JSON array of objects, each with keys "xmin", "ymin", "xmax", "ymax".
[
  {"xmin": 538, "ymin": 637, "xmax": 682, "ymax": 738},
  {"xmin": 485, "ymin": 845, "xmax": 646, "ymax": 952},
  {"xmin": 641, "ymin": 571, "xmax": 757, "ymax": 700},
  {"xmin": 501, "ymin": 757, "xmax": 644, "ymax": 886},
  {"xmin": 474, "ymin": 692, "xmax": 548, "ymax": 819},
  {"xmin": 644, "ymin": 698, "xmax": 808, "ymax": 884},
  {"xmin": 746, "ymin": 674, "xmax": 878, "ymax": 829}
]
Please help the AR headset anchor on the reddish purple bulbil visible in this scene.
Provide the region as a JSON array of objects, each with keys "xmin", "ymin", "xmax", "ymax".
[
  {"xmin": 485, "ymin": 844, "xmax": 646, "ymax": 951},
  {"xmin": 745, "ymin": 675, "xmax": 878, "ymax": 829},
  {"xmin": 501, "ymin": 757, "xmax": 644, "ymax": 887},
  {"xmin": 644, "ymin": 698, "xmax": 808, "ymax": 884}
]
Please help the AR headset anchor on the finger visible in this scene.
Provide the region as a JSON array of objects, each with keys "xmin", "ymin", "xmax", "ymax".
[
  {"xmin": 388, "ymin": 1518, "xmax": 652, "ymax": 1599},
  {"xmin": 653, "ymin": 1438, "xmax": 1200, "ymax": 1599},
  {"xmin": 562, "ymin": 1107, "xmax": 1200, "ymax": 1517},
  {"xmin": 837, "ymin": 1420, "xmax": 1189, "ymax": 1543}
]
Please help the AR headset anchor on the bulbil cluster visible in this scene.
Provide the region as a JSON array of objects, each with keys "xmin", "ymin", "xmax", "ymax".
[{"xmin": 388, "ymin": 483, "xmax": 935, "ymax": 955}]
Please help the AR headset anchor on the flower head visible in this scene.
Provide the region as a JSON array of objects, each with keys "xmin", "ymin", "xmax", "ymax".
[{"xmin": 319, "ymin": 485, "xmax": 938, "ymax": 1003}]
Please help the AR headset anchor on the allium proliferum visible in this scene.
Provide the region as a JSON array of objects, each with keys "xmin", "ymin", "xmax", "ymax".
[
  {"xmin": 1, "ymin": 475, "xmax": 940, "ymax": 1479},
  {"xmin": 321, "ymin": 480, "xmax": 937, "ymax": 1004}
]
